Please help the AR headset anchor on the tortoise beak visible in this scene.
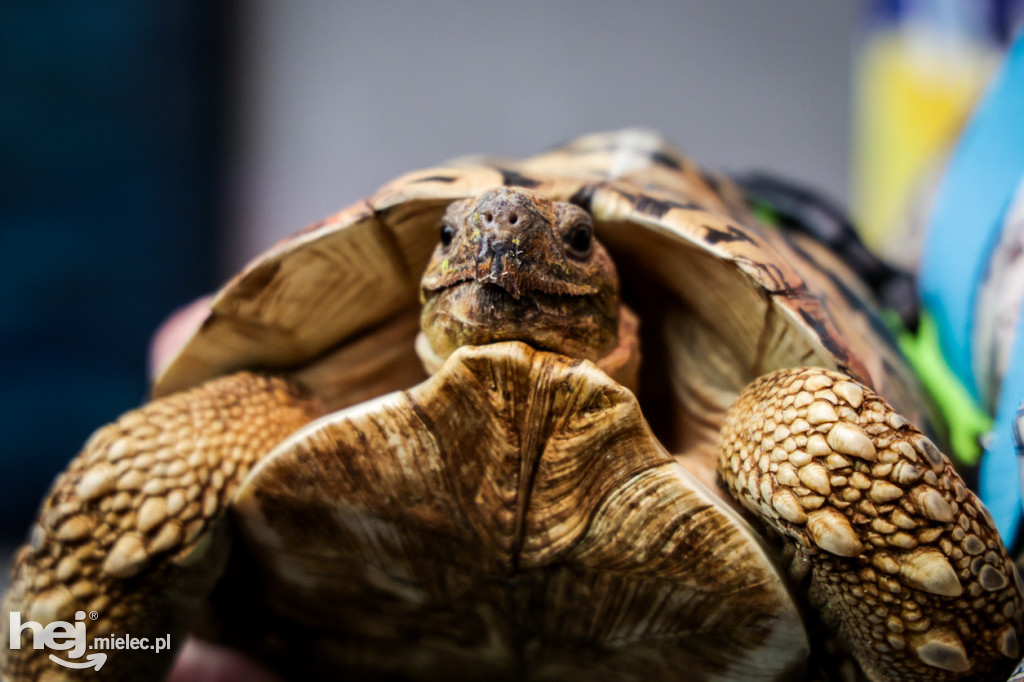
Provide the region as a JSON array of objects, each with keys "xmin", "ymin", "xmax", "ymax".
[{"xmin": 475, "ymin": 236, "xmax": 525, "ymax": 299}]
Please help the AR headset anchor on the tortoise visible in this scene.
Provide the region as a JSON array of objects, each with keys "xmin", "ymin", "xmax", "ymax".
[{"xmin": 2, "ymin": 130, "xmax": 1022, "ymax": 682}]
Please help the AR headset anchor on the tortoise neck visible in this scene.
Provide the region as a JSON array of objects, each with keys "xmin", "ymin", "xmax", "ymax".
[
  {"xmin": 414, "ymin": 303, "xmax": 641, "ymax": 393},
  {"xmin": 596, "ymin": 303, "xmax": 641, "ymax": 394}
]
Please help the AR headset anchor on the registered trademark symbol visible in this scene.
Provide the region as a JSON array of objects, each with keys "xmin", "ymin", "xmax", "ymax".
[{"xmin": 89, "ymin": 611, "xmax": 99, "ymax": 621}]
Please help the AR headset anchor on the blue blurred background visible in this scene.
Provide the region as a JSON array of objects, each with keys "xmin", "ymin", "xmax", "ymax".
[{"xmin": 1, "ymin": 2, "xmax": 226, "ymax": 537}]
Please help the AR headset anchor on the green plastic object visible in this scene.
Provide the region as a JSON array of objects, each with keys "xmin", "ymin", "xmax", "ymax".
[{"xmin": 890, "ymin": 309, "xmax": 992, "ymax": 466}]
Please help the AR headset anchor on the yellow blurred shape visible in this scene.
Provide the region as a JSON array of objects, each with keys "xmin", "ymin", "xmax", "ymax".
[{"xmin": 853, "ymin": 30, "xmax": 995, "ymax": 260}]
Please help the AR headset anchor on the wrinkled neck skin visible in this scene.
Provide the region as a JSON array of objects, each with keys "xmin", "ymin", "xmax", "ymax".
[
  {"xmin": 415, "ymin": 188, "xmax": 642, "ymax": 392},
  {"xmin": 415, "ymin": 304, "xmax": 641, "ymax": 392}
]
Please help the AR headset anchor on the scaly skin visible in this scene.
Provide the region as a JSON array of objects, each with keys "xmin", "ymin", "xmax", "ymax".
[
  {"xmin": 1, "ymin": 372, "xmax": 324, "ymax": 681},
  {"xmin": 718, "ymin": 367, "xmax": 1023, "ymax": 681}
]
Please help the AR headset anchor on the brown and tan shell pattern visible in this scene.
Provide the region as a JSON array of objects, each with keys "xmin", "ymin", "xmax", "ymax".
[
  {"xmin": 153, "ymin": 130, "xmax": 925, "ymax": 446},
  {"xmin": 217, "ymin": 342, "xmax": 810, "ymax": 680}
]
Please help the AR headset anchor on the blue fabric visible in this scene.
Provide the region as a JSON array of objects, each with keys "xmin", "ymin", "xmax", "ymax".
[
  {"xmin": 983, "ymin": 285, "xmax": 1024, "ymax": 544},
  {"xmin": 919, "ymin": 34, "xmax": 1024, "ymax": 405},
  {"xmin": 921, "ymin": 31, "xmax": 1024, "ymax": 544}
]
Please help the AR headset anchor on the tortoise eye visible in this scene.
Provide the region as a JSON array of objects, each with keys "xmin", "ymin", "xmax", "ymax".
[
  {"xmin": 440, "ymin": 224, "xmax": 456, "ymax": 247},
  {"xmin": 566, "ymin": 224, "xmax": 592, "ymax": 256}
]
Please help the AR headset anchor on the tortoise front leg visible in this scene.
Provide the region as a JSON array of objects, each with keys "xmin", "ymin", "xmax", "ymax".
[
  {"xmin": 1, "ymin": 372, "xmax": 324, "ymax": 681},
  {"xmin": 718, "ymin": 367, "xmax": 1024, "ymax": 682}
]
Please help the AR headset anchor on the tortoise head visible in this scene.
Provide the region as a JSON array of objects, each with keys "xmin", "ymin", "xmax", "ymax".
[{"xmin": 417, "ymin": 188, "xmax": 638, "ymax": 381}]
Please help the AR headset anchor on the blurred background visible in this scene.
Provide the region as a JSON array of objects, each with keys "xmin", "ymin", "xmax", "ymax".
[{"xmin": 1, "ymin": 0, "xmax": 1021, "ymax": 550}]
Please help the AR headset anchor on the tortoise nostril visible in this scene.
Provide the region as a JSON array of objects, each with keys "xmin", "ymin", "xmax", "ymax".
[
  {"xmin": 485, "ymin": 212, "xmax": 494, "ymax": 223},
  {"xmin": 509, "ymin": 213, "xmax": 518, "ymax": 225}
]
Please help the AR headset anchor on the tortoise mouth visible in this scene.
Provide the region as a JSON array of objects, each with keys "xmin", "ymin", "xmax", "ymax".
[
  {"xmin": 421, "ymin": 273, "xmax": 603, "ymax": 300},
  {"xmin": 420, "ymin": 280, "xmax": 619, "ymax": 362}
]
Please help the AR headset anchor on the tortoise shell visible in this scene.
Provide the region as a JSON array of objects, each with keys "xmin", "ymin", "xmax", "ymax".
[{"xmin": 153, "ymin": 130, "xmax": 925, "ymax": 449}]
